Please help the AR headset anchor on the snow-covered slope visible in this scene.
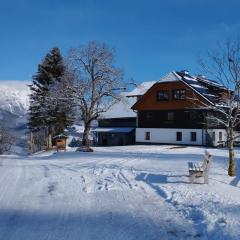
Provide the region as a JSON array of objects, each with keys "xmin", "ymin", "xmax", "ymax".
[{"xmin": 0, "ymin": 80, "xmax": 30, "ymax": 116}]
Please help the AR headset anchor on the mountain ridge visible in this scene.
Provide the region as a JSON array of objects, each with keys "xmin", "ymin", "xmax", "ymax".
[{"xmin": 0, "ymin": 80, "xmax": 30, "ymax": 116}]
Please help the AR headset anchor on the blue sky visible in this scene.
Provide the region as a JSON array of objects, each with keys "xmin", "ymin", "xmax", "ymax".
[{"xmin": 0, "ymin": 0, "xmax": 240, "ymax": 84}]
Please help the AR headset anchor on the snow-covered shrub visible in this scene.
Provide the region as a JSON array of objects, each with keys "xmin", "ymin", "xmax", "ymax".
[
  {"xmin": 76, "ymin": 146, "xmax": 94, "ymax": 152},
  {"xmin": 68, "ymin": 137, "xmax": 81, "ymax": 147}
]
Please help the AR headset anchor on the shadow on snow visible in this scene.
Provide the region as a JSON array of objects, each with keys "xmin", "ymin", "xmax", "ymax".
[{"xmin": 0, "ymin": 209, "xmax": 195, "ymax": 240}]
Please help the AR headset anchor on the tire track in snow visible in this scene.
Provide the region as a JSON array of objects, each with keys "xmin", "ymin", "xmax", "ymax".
[
  {"xmin": 0, "ymin": 161, "xmax": 32, "ymax": 240},
  {"xmin": 80, "ymin": 175, "xmax": 87, "ymax": 192}
]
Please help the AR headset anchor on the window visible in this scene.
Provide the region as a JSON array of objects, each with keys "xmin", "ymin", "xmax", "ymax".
[
  {"xmin": 176, "ymin": 132, "xmax": 182, "ymax": 141},
  {"xmin": 212, "ymin": 132, "xmax": 215, "ymax": 141},
  {"xmin": 219, "ymin": 132, "xmax": 223, "ymax": 141},
  {"xmin": 190, "ymin": 111, "xmax": 197, "ymax": 121},
  {"xmin": 173, "ymin": 89, "xmax": 186, "ymax": 100},
  {"xmin": 167, "ymin": 112, "xmax": 174, "ymax": 121},
  {"xmin": 145, "ymin": 132, "xmax": 150, "ymax": 140},
  {"xmin": 191, "ymin": 132, "xmax": 197, "ymax": 142},
  {"xmin": 156, "ymin": 90, "xmax": 169, "ymax": 101},
  {"xmin": 146, "ymin": 112, "xmax": 153, "ymax": 121}
]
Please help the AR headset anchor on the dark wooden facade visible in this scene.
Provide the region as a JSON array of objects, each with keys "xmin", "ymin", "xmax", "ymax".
[
  {"xmin": 138, "ymin": 109, "xmax": 206, "ymax": 128},
  {"xmin": 99, "ymin": 117, "xmax": 136, "ymax": 128},
  {"xmin": 97, "ymin": 132, "xmax": 135, "ymax": 146},
  {"xmin": 132, "ymin": 81, "xmax": 212, "ymax": 129}
]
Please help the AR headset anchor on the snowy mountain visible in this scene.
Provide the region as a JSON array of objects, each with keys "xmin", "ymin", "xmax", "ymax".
[
  {"xmin": 0, "ymin": 80, "xmax": 30, "ymax": 117},
  {"xmin": 0, "ymin": 80, "xmax": 30, "ymax": 154}
]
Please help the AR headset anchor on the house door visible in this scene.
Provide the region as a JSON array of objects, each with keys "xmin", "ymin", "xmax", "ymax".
[{"xmin": 102, "ymin": 135, "xmax": 107, "ymax": 146}]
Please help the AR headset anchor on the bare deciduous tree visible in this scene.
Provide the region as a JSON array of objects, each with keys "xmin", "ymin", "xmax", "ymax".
[
  {"xmin": 199, "ymin": 40, "xmax": 240, "ymax": 176},
  {"xmin": 67, "ymin": 41, "xmax": 123, "ymax": 151}
]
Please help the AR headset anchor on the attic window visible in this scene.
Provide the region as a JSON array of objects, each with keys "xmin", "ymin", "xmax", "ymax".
[
  {"xmin": 173, "ymin": 89, "xmax": 186, "ymax": 100},
  {"xmin": 156, "ymin": 90, "xmax": 169, "ymax": 101}
]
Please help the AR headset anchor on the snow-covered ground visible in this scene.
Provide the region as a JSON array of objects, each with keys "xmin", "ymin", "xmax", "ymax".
[{"xmin": 0, "ymin": 145, "xmax": 240, "ymax": 240}]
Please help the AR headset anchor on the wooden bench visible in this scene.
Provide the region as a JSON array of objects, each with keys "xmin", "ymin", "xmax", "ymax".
[{"xmin": 188, "ymin": 151, "xmax": 212, "ymax": 184}]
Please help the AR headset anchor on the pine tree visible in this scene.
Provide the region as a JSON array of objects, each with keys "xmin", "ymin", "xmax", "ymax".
[
  {"xmin": 48, "ymin": 70, "xmax": 76, "ymax": 134},
  {"xmin": 29, "ymin": 47, "xmax": 75, "ymax": 149}
]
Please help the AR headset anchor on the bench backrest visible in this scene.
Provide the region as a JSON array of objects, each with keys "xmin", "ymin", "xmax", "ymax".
[{"xmin": 202, "ymin": 151, "xmax": 212, "ymax": 172}]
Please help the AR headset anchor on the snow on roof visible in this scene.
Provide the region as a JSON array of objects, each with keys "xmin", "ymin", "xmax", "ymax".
[
  {"xmin": 53, "ymin": 134, "xmax": 68, "ymax": 139},
  {"xmin": 183, "ymin": 76, "xmax": 198, "ymax": 81},
  {"xmin": 70, "ymin": 125, "xmax": 85, "ymax": 133},
  {"xmin": 127, "ymin": 81, "xmax": 156, "ymax": 97},
  {"xmin": 196, "ymin": 76, "xmax": 224, "ymax": 88},
  {"xmin": 190, "ymin": 84, "xmax": 208, "ymax": 89},
  {"xmin": 100, "ymin": 92, "xmax": 136, "ymax": 119},
  {"xmin": 127, "ymin": 72, "xmax": 185, "ymax": 98},
  {"xmin": 92, "ymin": 127, "xmax": 134, "ymax": 133},
  {"xmin": 174, "ymin": 71, "xmax": 229, "ymax": 103},
  {"xmin": 203, "ymin": 93, "xmax": 218, "ymax": 97},
  {"xmin": 157, "ymin": 72, "xmax": 180, "ymax": 83}
]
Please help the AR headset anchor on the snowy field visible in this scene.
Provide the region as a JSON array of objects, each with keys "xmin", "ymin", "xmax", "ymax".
[{"xmin": 0, "ymin": 145, "xmax": 240, "ymax": 240}]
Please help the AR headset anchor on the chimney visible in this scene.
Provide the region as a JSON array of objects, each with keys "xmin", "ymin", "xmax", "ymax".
[
  {"xmin": 180, "ymin": 70, "xmax": 189, "ymax": 75},
  {"xmin": 197, "ymin": 74, "xmax": 206, "ymax": 78}
]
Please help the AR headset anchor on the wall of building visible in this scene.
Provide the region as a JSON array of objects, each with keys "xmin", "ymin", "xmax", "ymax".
[
  {"xmin": 136, "ymin": 128, "xmax": 227, "ymax": 146},
  {"xmin": 206, "ymin": 129, "xmax": 227, "ymax": 146},
  {"xmin": 136, "ymin": 128, "xmax": 205, "ymax": 145}
]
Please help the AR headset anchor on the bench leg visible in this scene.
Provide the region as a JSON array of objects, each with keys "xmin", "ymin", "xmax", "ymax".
[
  {"xmin": 189, "ymin": 174, "xmax": 195, "ymax": 183},
  {"xmin": 204, "ymin": 173, "xmax": 209, "ymax": 184}
]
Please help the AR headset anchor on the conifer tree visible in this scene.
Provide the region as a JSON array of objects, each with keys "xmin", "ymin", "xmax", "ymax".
[
  {"xmin": 29, "ymin": 47, "xmax": 75, "ymax": 149},
  {"xmin": 48, "ymin": 69, "xmax": 76, "ymax": 134}
]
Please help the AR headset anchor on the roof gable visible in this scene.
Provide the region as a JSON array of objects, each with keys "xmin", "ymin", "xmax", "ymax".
[
  {"xmin": 131, "ymin": 71, "xmax": 229, "ymax": 111},
  {"xmin": 127, "ymin": 81, "xmax": 156, "ymax": 97},
  {"xmin": 157, "ymin": 72, "xmax": 180, "ymax": 83},
  {"xmin": 131, "ymin": 71, "xmax": 223, "ymax": 110},
  {"xmin": 131, "ymin": 80, "xmax": 205, "ymax": 110}
]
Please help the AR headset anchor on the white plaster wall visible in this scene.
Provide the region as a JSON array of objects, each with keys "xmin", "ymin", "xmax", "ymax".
[
  {"xmin": 234, "ymin": 131, "xmax": 240, "ymax": 142},
  {"xmin": 136, "ymin": 128, "xmax": 205, "ymax": 145},
  {"xmin": 207, "ymin": 129, "xmax": 227, "ymax": 146}
]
